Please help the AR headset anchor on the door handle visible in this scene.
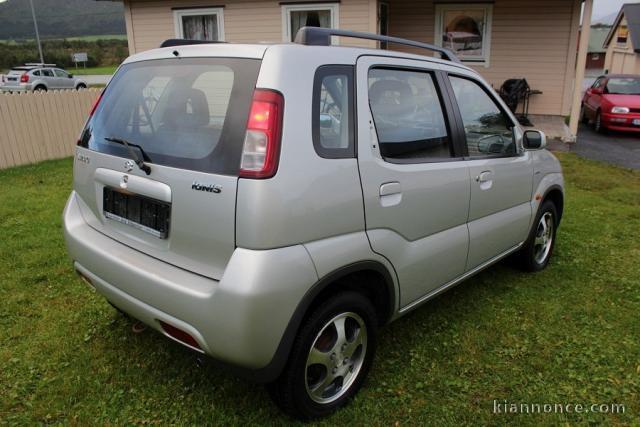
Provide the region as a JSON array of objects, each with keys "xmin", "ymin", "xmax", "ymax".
[
  {"xmin": 475, "ymin": 171, "xmax": 492, "ymax": 183},
  {"xmin": 379, "ymin": 181, "xmax": 401, "ymax": 196},
  {"xmin": 379, "ymin": 182, "xmax": 402, "ymax": 207}
]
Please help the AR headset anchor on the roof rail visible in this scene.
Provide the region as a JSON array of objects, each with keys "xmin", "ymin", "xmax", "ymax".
[
  {"xmin": 160, "ymin": 39, "xmax": 227, "ymax": 48},
  {"xmin": 24, "ymin": 63, "xmax": 57, "ymax": 67},
  {"xmin": 294, "ymin": 27, "xmax": 461, "ymax": 63}
]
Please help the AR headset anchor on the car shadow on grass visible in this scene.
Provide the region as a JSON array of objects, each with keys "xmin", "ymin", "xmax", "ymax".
[{"xmin": 88, "ymin": 256, "xmax": 540, "ymax": 423}]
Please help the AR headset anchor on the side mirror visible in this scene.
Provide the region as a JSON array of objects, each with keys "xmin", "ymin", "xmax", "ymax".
[
  {"xmin": 591, "ymin": 87, "xmax": 603, "ymax": 95},
  {"xmin": 68, "ymin": 74, "xmax": 74, "ymax": 78},
  {"xmin": 523, "ymin": 130, "xmax": 547, "ymax": 150}
]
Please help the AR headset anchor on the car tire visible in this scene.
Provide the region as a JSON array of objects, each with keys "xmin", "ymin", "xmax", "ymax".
[
  {"xmin": 76, "ymin": 83, "xmax": 87, "ymax": 90},
  {"xmin": 514, "ymin": 200, "xmax": 558, "ymax": 272},
  {"xmin": 594, "ymin": 110, "xmax": 606, "ymax": 134},
  {"xmin": 268, "ymin": 291, "xmax": 378, "ymax": 420},
  {"xmin": 34, "ymin": 85, "xmax": 47, "ymax": 92},
  {"xmin": 580, "ymin": 104, "xmax": 589, "ymax": 124}
]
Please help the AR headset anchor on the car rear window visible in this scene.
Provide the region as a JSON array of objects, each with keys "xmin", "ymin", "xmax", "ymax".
[{"xmin": 79, "ymin": 57, "xmax": 261, "ymax": 175}]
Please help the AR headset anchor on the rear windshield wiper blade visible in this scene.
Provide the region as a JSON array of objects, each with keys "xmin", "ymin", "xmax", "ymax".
[{"xmin": 104, "ymin": 137, "xmax": 152, "ymax": 175}]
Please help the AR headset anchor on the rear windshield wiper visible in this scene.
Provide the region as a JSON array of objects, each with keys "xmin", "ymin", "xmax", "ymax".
[{"xmin": 104, "ymin": 137, "xmax": 152, "ymax": 175}]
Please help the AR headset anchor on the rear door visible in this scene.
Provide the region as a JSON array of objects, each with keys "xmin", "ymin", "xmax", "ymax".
[
  {"xmin": 73, "ymin": 57, "xmax": 261, "ymax": 280},
  {"xmin": 41, "ymin": 68, "xmax": 57, "ymax": 88},
  {"xmin": 445, "ymin": 73, "xmax": 533, "ymax": 270},
  {"xmin": 356, "ymin": 56, "xmax": 470, "ymax": 308}
]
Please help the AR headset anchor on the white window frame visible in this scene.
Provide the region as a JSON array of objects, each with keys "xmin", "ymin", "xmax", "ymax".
[
  {"xmin": 434, "ymin": 3, "xmax": 493, "ymax": 67},
  {"xmin": 281, "ymin": 3, "xmax": 339, "ymax": 42},
  {"xmin": 173, "ymin": 7, "xmax": 225, "ymax": 41}
]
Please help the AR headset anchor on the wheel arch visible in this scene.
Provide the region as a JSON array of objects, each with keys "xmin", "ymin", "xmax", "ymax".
[
  {"xmin": 226, "ymin": 261, "xmax": 396, "ymax": 383},
  {"xmin": 542, "ymin": 185, "xmax": 564, "ymax": 225}
]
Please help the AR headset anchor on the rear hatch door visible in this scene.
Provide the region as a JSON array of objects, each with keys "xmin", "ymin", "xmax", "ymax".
[{"xmin": 73, "ymin": 55, "xmax": 262, "ymax": 280}]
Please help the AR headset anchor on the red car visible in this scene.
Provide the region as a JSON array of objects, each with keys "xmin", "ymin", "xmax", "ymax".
[{"xmin": 581, "ymin": 74, "xmax": 640, "ymax": 133}]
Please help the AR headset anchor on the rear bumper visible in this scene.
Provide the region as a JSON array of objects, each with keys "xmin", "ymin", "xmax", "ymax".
[
  {"xmin": 0, "ymin": 84, "xmax": 31, "ymax": 92},
  {"xmin": 601, "ymin": 112, "xmax": 640, "ymax": 132},
  {"xmin": 63, "ymin": 191, "xmax": 318, "ymax": 378}
]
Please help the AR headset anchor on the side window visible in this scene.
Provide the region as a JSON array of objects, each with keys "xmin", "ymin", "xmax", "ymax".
[
  {"xmin": 54, "ymin": 69, "xmax": 69, "ymax": 78},
  {"xmin": 312, "ymin": 65, "xmax": 354, "ymax": 158},
  {"xmin": 592, "ymin": 77, "xmax": 603, "ymax": 89},
  {"xmin": 32, "ymin": 70, "xmax": 41, "ymax": 76},
  {"xmin": 368, "ymin": 68, "xmax": 452, "ymax": 161},
  {"xmin": 449, "ymin": 76, "xmax": 516, "ymax": 157},
  {"xmin": 41, "ymin": 69, "xmax": 54, "ymax": 77}
]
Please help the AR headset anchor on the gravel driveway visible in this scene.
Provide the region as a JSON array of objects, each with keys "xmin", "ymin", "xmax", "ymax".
[{"xmin": 573, "ymin": 124, "xmax": 640, "ymax": 170}]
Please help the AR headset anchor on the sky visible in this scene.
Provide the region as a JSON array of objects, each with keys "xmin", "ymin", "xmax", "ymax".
[{"xmin": 593, "ymin": 0, "xmax": 640, "ymax": 20}]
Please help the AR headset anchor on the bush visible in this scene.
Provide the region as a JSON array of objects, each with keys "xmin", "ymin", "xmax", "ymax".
[{"xmin": 0, "ymin": 39, "xmax": 127, "ymax": 70}]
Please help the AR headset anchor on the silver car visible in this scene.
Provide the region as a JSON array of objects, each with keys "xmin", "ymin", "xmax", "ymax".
[
  {"xmin": 63, "ymin": 28, "xmax": 564, "ymax": 420},
  {"xmin": 1, "ymin": 64, "xmax": 87, "ymax": 92}
]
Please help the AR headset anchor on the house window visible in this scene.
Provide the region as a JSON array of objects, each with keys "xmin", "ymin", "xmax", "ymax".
[
  {"xmin": 174, "ymin": 8, "xmax": 225, "ymax": 41},
  {"xmin": 617, "ymin": 25, "xmax": 629, "ymax": 46},
  {"xmin": 282, "ymin": 3, "xmax": 338, "ymax": 42},
  {"xmin": 435, "ymin": 4, "xmax": 493, "ymax": 65}
]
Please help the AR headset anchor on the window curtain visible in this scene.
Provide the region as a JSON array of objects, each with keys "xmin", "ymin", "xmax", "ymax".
[
  {"xmin": 289, "ymin": 10, "xmax": 331, "ymax": 41},
  {"xmin": 182, "ymin": 14, "xmax": 218, "ymax": 41}
]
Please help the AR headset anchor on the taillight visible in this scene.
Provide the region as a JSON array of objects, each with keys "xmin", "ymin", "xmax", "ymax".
[
  {"xmin": 239, "ymin": 89, "xmax": 284, "ymax": 179},
  {"xmin": 20, "ymin": 73, "xmax": 29, "ymax": 83}
]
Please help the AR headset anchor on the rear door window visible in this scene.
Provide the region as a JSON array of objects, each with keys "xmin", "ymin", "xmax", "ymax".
[
  {"xmin": 368, "ymin": 68, "xmax": 452, "ymax": 161},
  {"xmin": 79, "ymin": 58, "xmax": 261, "ymax": 175}
]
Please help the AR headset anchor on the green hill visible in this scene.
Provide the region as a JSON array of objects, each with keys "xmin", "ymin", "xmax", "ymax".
[{"xmin": 0, "ymin": 0, "xmax": 125, "ymax": 40}]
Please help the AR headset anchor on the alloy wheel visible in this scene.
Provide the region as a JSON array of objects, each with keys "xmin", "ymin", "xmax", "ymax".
[
  {"xmin": 305, "ymin": 312, "xmax": 367, "ymax": 404},
  {"xmin": 533, "ymin": 211, "xmax": 554, "ymax": 264}
]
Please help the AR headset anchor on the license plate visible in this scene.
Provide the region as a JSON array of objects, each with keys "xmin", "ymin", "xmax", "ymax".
[
  {"xmin": 633, "ymin": 119, "xmax": 640, "ymax": 126},
  {"xmin": 103, "ymin": 187, "xmax": 170, "ymax": 238}
]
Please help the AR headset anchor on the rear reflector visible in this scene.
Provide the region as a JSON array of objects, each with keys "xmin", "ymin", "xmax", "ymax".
[
  {"xmin": 239, "ymin": 89, "xmax": 284, "ymax": 179},
  {"xmin": 158, "ymin": 320, "xmax": 201, "ymax": 350}
]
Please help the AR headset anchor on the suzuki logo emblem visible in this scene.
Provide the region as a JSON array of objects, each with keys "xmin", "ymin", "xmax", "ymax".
[{"xmin": 124, "ymin": 160, "xmax": 135, "ymax": 172}]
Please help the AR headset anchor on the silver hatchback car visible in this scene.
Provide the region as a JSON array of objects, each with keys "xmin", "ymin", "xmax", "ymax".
[
  {"xmin": 1, "ymin": 64, "xmax": 87, "ymax": 92},
  {"xmin": 63, "ymin": 28, "xmax": 564, "ymax": 419}
]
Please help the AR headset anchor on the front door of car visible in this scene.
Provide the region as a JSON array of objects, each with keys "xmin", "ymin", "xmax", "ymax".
[
  {"xmin": 444, "ymin": 74, "xmax": 534, "ymax": 270},
  {"xmin": 356, "ymin": 56, "xmax": 470, "ymax": 308},
  {"xmin": 584, "ymin": 77, "xmax": 605, "ymax": 118},
  {"xmin": 53, "ymin": 69, "xmax": 74, "ymax": 89}
]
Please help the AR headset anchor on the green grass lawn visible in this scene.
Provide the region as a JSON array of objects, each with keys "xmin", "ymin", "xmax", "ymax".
[
  {"xmin": 0, "ymin": 154, "xmax": 638, "ymax": 425},
  {"xmin": 70, "ymin": 66, "xmax": 118, "ymax": 76}
]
